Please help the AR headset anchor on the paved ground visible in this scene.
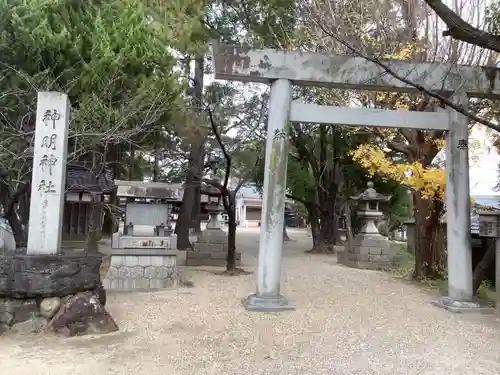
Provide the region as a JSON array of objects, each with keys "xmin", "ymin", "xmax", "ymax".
[{"xmin": 2, "ymin": 228, "xmax": 500, "ymax": 375}]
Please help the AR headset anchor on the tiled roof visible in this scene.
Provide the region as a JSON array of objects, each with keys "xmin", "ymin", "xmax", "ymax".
[{"xmin": 66, "ymin": 164, "xmax": 114, "ymax": 193}]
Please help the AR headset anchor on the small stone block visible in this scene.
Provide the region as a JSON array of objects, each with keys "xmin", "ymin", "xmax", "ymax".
[
  {"xmin": 368, "ymin": 247, "xmax": 382, "ymax": 255},
  {"xmin": 149, "ymin": 279, "xmax": 163, "ymax": 289},
  {"xmin": 110, "ymin": 255, "xmax": 123, "ymax": 267},
  {"xmin": 130, "ymin": 266, "xmax": 144, "ymax": 278},
  {"xmin": 118, "ymin": 266, "xmax": 131, "ymax": 278},
  {"xmin": 144, "ymin": 266, "xmax": 157, "ymax": 279},
  {"xmin": 150, "ymin": 256, "xmax": 164, "ymax": 267},
  {"xmin": 124, "ymin": 256, "xmax": 139, "ymax": 267},
  {"xmin": 138, "ymin": 256, "xmax": 152, "ymax": 266},
  {"xmin": 107, "ymin": 266, "xmax": 119, "ymax": 278}
]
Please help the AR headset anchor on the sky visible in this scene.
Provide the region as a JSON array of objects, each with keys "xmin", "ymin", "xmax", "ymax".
[{"xmin": 469, "ymin": 126, "xmax": 500, "ymax": 195}]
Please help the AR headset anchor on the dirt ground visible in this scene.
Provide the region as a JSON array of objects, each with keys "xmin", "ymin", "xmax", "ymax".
[{"xmin": 1, "ymin": 228, "xmax": 500, "ymax": 375}]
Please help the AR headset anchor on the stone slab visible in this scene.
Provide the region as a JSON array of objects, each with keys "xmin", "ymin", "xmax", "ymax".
[
  {"xmin": 431, "ymin": 296, "xmax": 494, "ymax": 314},
  {"xmin": 0, "ymin": 251, "xmax": 103, "ymax": 298},
  {"xmin": 119, "ymin": 235, "xmax": 176, "ymax": 249},
  {"xmin": 109, "ymin": 249, "xmax": 178, "ymax": 256}
]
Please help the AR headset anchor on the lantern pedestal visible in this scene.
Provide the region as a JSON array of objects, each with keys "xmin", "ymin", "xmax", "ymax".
[{"xmin": 186, "ymin": 204, "xmax": 241, "ymax": 267}]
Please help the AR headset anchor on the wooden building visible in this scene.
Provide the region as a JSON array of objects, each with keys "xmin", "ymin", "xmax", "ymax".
[{"xmin": 62, "ymin": 164, "xmax": 114, "ymax": 246}]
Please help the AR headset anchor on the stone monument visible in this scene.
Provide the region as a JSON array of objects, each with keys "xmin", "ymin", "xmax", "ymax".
[
  {"xmin": 0, "ymin": 92, "xmax": 117, "ymax": 336},
  {"xmin": 106, "ymin": 180, "xmax": 179, "ymax": 291},
  {"xmin": 186, "ymin": 186, "xmax": 241, "ymax": 266},
  {"xmin": 337, "ymin": 181, "xmax": 395, "ymax": 270}
]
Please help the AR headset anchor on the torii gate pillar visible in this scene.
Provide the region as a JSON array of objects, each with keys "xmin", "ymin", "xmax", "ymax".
[{"xmin": 242, "ymin": 79, "xmax": 294, "ymax": 311}]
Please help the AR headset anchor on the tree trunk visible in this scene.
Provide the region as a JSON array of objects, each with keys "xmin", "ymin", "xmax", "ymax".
[
  {"xmin": 472, "ymin": 238, "xmax": 495, "ymax": 293},
  {"xmin": 413, "ymin": 192, "xmax": 445, "ymax": 279},
  {"xmin": 283, "ymin": 225, "xmax": 291, "ymax": 242},
  {"xmin": 85, "ymin": 198, "xmax": 103, "ymax": 253},
  {"xmin": 224, "ymin": 192, "xmax": 238, "ymax": 272},
  {"xmin": 175, "ymin": 179, "xmax": 195, "ymax": 250},
  {"xmin": 309, "ymin": 209, "xmax": 337, "ymax": 253},
  {"xmin": 191, "ymin": 183, "xmax": 202, "ymax": 234},
  {"xmin": 307, "ymin": 206, "xmax": 320, "ymax": 247},
  {"xmin": 190, "ymin": 56, "xmax": 205, "ymax": 235},
  {"xmin": 344, "ymin": 199, "xmax": 354, "ymax": 252},
  {"xmin": 0, "ymin": 180, "xmax": 27, "ymax": 248},
  {"xmin": 227, "ymin": 215, "xmax": 237, "ymax": 272}
]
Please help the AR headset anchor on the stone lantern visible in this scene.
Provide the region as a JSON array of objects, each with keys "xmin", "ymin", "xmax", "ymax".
[
  {"xmin": 186, "ymin": 183, "xmax": 242, "ymax": 267},
  {"xmin": 337, "ymin": 181, "xmax": 395, "ymax": 270},
  {"xmin": 205, "ymin": 185, "xmax": 223, "ymax": 230},
  {"xmin": 352, "ymin": 181, "xmax": 391, "ymax": 235}
]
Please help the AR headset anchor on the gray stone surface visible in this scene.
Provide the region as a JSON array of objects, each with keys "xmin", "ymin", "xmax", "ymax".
[
  {"xmin": 242, "ymin": 294, "xmax": 295, "ymax": 312},
  {"xmin": 186, "ymin": 250, "xmax": 241, "ymax": 267},
  {"xmin": 40, "ymin": 297, "xmax": 62, "ymax": 319},
  {"xmin": 11, "ymin": 315, "xmax": 48, "ymax": 334},
  {"xmin": 0, "ymin": 251, "xmax": 103, "ymax": 297},
  {"xmin": 431, "ymin": 296, "xmax": 495, "ymax": 314},
  {"xmin": 338, "ymin": 234, "xmax": 395, "ymax": 270},
  {"xmin": 0, "ymin": 299, "xmax": 38, "ymax": 325},
  {"xmin": 189, "ymin": 228, "xmax": 241, "ymax": 267},
  {"xmin": 103, "ymin": 251, "xmax": 178, "ymax": 291}
]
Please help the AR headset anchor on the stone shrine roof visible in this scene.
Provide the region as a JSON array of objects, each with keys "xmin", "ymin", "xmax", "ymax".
[
  {"xmin": 350, "ymin": 182, "xmax": 391, "ymax": 202},
  {"xmin": 115, "ymin": 180, "xmax": 182, "ymax": 199},
  {"xmin": 66, "ymin": 164, "xmax": 114, "ymax": 194}
]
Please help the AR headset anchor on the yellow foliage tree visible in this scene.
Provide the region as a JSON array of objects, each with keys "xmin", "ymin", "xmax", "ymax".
[{"xmin": 351, "ymin": 144, "xmax": 445, "ymax": 202}]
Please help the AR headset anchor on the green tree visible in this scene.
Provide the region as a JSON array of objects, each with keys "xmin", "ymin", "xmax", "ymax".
[{"xmin": 0, "ymin": 0, "xmax": 204, "ymax": 246}]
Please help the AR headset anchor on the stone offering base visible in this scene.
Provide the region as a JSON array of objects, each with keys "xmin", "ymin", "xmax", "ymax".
[
  {"xmin": 337, "ymin": 234, "xmax": 395, "ymax": 270},
  {"xmin": 102, "ymin": 249, "xmax": 178, "ymax": 291},
  {"xmin": 188, "ymin": 228, "xmax": 240, "ymax": 267},
  {"xmin": 186, "ymin": 250, "xmax": 241, "ymax": 267},
  {"xmin": 0, "ymin": 250, "xmax": 117, "ymax": 336}
]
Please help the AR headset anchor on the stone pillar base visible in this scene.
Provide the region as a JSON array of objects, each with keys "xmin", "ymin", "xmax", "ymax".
[
  {"xmin": 102, "ymin": 249, "xmax": 178, "ymax": 291},
  {"xmin": 431, "ymin": 296, "xmax": 494, "ymax": 314},
  {"xmin": 0, "ymin": 251, "xmax": 116, "ymax": 336},
  {"xmin": 242, "ymin": 294, "xmax": 295, "ymax": 312}
]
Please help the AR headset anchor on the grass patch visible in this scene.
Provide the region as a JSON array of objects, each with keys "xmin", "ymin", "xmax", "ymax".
[{"xmin": 388, "ymin": 242, "xmax": 497, "ymax": 306}]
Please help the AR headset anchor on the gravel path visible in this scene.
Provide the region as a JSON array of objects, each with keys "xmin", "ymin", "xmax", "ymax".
[{"xmin": 1, "ymin": 228, "xmax": 500, "ymax": 375}]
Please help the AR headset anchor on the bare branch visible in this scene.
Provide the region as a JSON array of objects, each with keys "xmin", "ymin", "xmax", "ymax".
[{"xmin": 310, "ymin": 18, "xmax": 500, "ymax": 133}]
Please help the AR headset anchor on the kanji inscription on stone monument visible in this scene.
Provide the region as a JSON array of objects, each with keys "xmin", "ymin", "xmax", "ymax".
[
  {"xmin": 27, "ymin": 92, "xmax": 70, "ymax": 255},
  {"xmin": 457, "ymin": 139, "xmax": 468, "ymax": 150}
]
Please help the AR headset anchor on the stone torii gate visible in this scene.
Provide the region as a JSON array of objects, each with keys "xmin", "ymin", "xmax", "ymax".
[{"xmin": 211, "ymin": 42, "xmax": 500, "ymax": 312}]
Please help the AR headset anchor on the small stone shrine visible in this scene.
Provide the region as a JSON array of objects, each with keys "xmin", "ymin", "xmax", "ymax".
[
  {"xmin": 337, "ymin": 181, "xmax": 395, "ymax": 270},
  {"xmin": 106, "ymin": 180, "xmax": 179, "ymax": 291},
  {"xmin": 0, "ymin": 92, "xmax": 117, "ymax": 336},
  {"xmin": 186, "ymin": 185, "xmax": 241, "ymax": 266}
]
